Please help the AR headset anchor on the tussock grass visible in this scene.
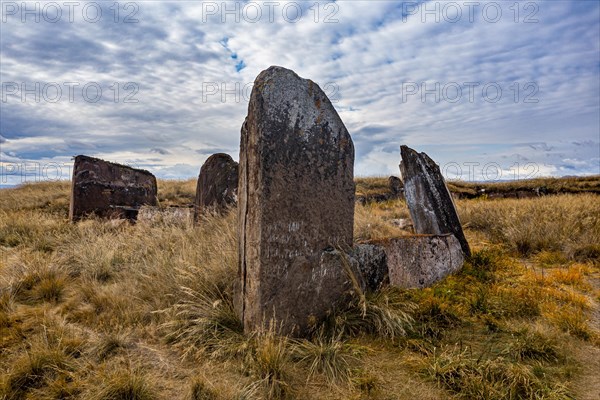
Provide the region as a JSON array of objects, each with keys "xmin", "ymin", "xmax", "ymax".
[
  {"xmin": 157, "ymin": 178, "xmax": 196, "ymax": 206},
  {"xmin": 0, "ymin": 317, "xmax": 84, "ymax": 399},
  {"xmin": 354, "ymin": 176, "xmax": 391, "ymax": 198},
  {"xmin": 83, "ymin": 367, "xmax": 156, "ymax": 400},
  {"xmin": 0, "ymin": 180, "xmax": 598, "ymax": 399},
  {"xmin": 458, "ymin": 194, "xmax": 600, "ymax": 257},
  {"xmin": 160, "ymin": 280, "xmax": 243, "ymax": 359},
  {"xmin": 242, "ymin": 325, "xmax": 291, "ymax": 399},
  {"xmin": 421, "ymin": 345, "xmax": 572, "ymax": 400},
  {"xmin": 545, "ymin": 304, "xmax": 594, "ymax": 341},
  {"xmin": 1, "ymin": 347, "xmax": 75, "ymax": 399},
  {"xmin": 461, "ymin": 248, "xmax": 503, "ymax": 283},
  {"xmin": 189, "ymin": 377, "xmax": 220, "ymax": 400},
  {"xmin": 354, "ymin": 201, "xmax": 409, "ymax": 241},
  {"xmin": 0, "ymin": 181, "xmax": 71, "ymax": 212},
  {"xmin": 325, "ymin": 287, "xmax": 415, "ymax": 340},
  {"xmin": 91, "ymin": 331, "xmax": 131, "ymax": 361},
  {"xmin": 292, "ymin": 332, "xmax": 362, "ymax": 385},
  {"xmin": 504, "ymin": 327, "xmax": 561, "ymax": 363}
]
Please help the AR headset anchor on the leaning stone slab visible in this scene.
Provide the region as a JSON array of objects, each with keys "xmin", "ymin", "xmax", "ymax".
[
  {"xmin": 373, "ymin": 235, "xmax": 464, "ymax": 289},
  {"xmin": 69, "ymin": 155, "xmax": 157, "ymax": 221},
  {"xmin": 400, "ymin": 146, "xmax": 471, "ymax": 256},
  {"xmin": 194, "ymin": 153, "xmax": 239, "ymax": 223},
  {"xmin": 237, "ymin": 66, "xmax": 355, "ymax": 336}
]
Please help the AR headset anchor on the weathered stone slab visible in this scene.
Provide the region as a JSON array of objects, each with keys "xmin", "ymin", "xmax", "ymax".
[
  {"xmin": 237, "ymin": 66, "xmax": 355, "ymax": 336},
  {"xmin": 194, "ymin": 153, "xmax": 239, "ymax": 223},
  {"xmin": 400, "ymin": 146, "xmax": 471, "ymax": 256},
  {"xmin": 376, "ymin": 234, "xmax": 464, "ymax": 289},
  {"xmin": 69, "ymin": 155, "xmax": 157, "ymax": 221},
  {"xmin": 352, "ymin": 244, "xmax": 389, "ymax": 292}
]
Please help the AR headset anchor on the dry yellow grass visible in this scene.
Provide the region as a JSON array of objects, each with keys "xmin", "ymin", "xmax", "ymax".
[{"xmin": 0, "ymin": 179, "xmax": 599, "ymax": 399}]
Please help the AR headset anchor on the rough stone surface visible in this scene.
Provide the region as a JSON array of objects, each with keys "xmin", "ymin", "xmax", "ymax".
[
  {"xmin": 237, "ymin": 66, "xmax": 355, "ymax": 336},
  {"xmin": 69, "ymin": 155, "xmax": 157, "ymax": 221},
  {"xmin": 194, "ymin": 153, "xmax": 239, "ymax": 223},
  {"xmin": 400, "ymin": 145, "xmax": 471, "ymax": 256},
  {"xmin": 377, "ymin": 234, "xmax": 464, "ymax": 289},
  {"xmin": 352, "ymin": 244, "xmax": 389, "ymax": 292}
]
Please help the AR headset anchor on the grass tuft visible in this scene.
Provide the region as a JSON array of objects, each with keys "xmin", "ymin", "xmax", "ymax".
[
  {"xmin": 243, "ymin": 325, "xmax": 291, "ymax": 399},
  {"xmin": 326, "ymin": 287, "xmax": 415, "ymax": 340},
  {"xmin": 84, "ymin": 367, "xmax": 156, "ymax": 400},
  {"xmin": 423, "ymin": 345, "xmax": 572, "ymax": 400},
  {"xmin": 160, "ymin": 280, "xmax": 243, "ymax": 359},
  {"xmin": 292, "ymin": 331, "xmax": 362, "ymax": 385}
]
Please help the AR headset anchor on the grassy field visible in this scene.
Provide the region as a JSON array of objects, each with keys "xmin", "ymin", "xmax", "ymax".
[
  {"xmin": 355, "ymin": 175, "xmax": 600, "ymax": 199},
  {"xmin": 1, "ymin": 179, "xmax": 599, "ymax": 399}
]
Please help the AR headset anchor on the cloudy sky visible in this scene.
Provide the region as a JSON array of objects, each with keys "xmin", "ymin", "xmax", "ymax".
[{"xmin": 1, "ymin": 0, "xmax": 599, "ymax": 186}]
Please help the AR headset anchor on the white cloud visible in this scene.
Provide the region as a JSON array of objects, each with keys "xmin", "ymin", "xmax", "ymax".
[{"xmin": 1, "ymin": 0, "xmax": 598, "ymax": 181}]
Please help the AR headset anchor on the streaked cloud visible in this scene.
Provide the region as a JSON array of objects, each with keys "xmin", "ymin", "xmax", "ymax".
[{"xmin": 1, "ymin": 0, "xmax": 598, "ymax": 186}]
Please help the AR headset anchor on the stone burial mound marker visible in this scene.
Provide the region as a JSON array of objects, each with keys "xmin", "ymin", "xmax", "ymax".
[
  {"xmin": 356, "ymin": 146, "xmax": 469, "ymax": 289},
  {"xmin": 69, "ymin": 155, "xmax": 158, "ymax": 222},
  {"xmin": 236, "ymin": 66, "xmax": 356, "ymax": 336},
  {"xmin": 373, "ymin": 235, "xmax": 464, "ymax": 289},
  {"xmin": 400, "ymin": 145, "xmax": 471, "ymax": 257},
  {"xmin": 194, "ymin": 153, "xmax": 239, "ymax": 224}
]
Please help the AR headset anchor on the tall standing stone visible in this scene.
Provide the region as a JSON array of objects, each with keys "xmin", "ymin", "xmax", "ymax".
[
  {"xmin": 400, "ymin": 146, "xmax": 470, "ymax": 256},
  {"xmin": 237, "ymin": 66, "xmax": 355, "ymax": 336},
  {"xmin": 69, "ymin": 155, "xmax": 157, "ymax": 221},
  {"xmin": 194, "ymin": 153, "xmax": 239, "ymax": 223}
]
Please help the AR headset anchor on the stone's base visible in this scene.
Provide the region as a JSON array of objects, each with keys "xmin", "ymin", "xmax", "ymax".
[
  {"xmin": 243, "ymin": 249, "xmax": 364, "ymax": 337},
  {"xmin": 374, "ymin": 234, "xmax": 464, "ymax": 289},
  {"xmin": 351, "ymin": 244, "xmax": 389, "ymax": 292}
]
